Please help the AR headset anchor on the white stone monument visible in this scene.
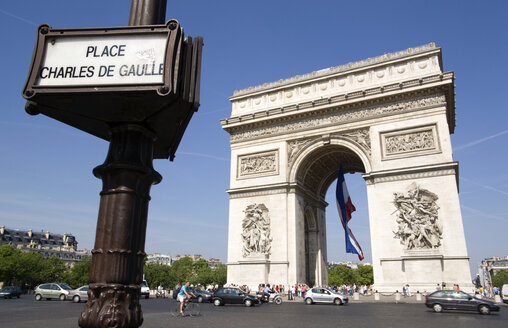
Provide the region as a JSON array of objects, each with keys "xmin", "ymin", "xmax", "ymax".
[{"xmin": 221, "ymin": 43, "xmax": 473, "ymax": 292}]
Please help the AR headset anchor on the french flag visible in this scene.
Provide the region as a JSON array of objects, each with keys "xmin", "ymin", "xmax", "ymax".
[{"xmin": 336, "ymin": 166, "xmax": 364, "ymax": 261}]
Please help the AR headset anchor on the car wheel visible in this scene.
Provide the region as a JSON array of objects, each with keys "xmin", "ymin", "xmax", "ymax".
[
  {"xmin": 274, "ymin": 297, "xmax": 282, "ymax": 305},
  {"xmin": 433, "ymin": 303, "xmax": 443, "ymax": 313},
  {"xmin": 244, "ymin": 299, "xmax": 253, "ymax": 307},
  {"xmin": 35, "ymin": 294, "xmax": 42, "ymax": 301},
  {"xmin": 334, "ymin": 298, "xmax": 343, "ymax": 305},
  {"xmin": 145, "ymin": 295, "xmax": 149, "ymax": 299},
  {"xmin": 478, "ymin": 305, "xmax": 490, "ymax": 315},
  {"xmin": 59, "ymin": 294, "xmax": 66, "ymax": 301},
  {"xmin": 305, "ymin": 298, "xmax": 313, "ymax": 305},
  {"xmin": 213, "ymin": 299, "xmax": 222, "ymax": 306},
  {"xmin": 73, "ymin": 295, "xmax": 80, "ymax": 303},
  {"xmin": 197, "ymin": 296, "xmax": 203, "ymax": 303}
]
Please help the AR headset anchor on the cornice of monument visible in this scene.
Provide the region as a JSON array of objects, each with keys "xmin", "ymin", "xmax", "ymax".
[{"xmin": 230, "ymin": 43, "xmax": 440, "ymax": 99}]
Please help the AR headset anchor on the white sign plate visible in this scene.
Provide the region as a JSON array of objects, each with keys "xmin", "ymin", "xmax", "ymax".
[{"xmin": 36, "ymin": 34, "xmax": 167, "ymax": 86}]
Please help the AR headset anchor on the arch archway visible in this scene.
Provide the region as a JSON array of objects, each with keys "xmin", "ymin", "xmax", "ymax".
[{"xmin": 223, "ymin": 44, "xmax": 473, "ymax": 292}]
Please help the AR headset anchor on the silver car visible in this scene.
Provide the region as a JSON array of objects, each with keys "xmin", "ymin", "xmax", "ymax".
[
  {"xmin": 68, "ymin": 285, "xmax": 89, "ymax": 303},
  {"xmin": 34, "ymin": 283, "xmax": 72, "ymax": 301},
  {"xmin": 304, "ymin": 287, "xmax": 348, "ymax": 305}
]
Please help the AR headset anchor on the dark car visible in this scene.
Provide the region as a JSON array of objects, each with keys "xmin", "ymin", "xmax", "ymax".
[
  {"xmin": 425, "ymin": 290, "xmax": 500, "ymax": 315},
  {"xmin": 0, "ymin": 286, "xmax": 22, "ymax": 299},
  {"xmin": 212, "ymin": 287, "xmax": 260, "ymax": 307},
  {"xmin": 172, "ymin": 286, "xmax": 213, "ymax": 303}
]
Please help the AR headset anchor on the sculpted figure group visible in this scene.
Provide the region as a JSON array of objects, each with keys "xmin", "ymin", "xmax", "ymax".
[
  {"xmin": 241, "ymin": 204, "xmax": 272, "ymax": 257},
  {"xmin": 393, "ymin": 183, "xmax": 442, "ymax": 249}
]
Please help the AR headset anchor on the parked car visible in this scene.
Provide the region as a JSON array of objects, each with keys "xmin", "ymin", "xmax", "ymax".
[
  {"xmin": 304, "ymin": 287, "xmax": 348, "ymax": 305},
  {"xmin": 502, "ymin": 284, "xmax": 508, "ymax": 304},
  {"xmin": 425, "ymin": 290, "xmax": 500, "ymax": 314},
  {"xmin": 211, "ymin": 287, "xmax": 260, "ymax": 307},
  {"xmin": 34, "ymin": 283, "xmax": 72, "ymax": 301},
  {"xmin": 0, "ymin": 286, "xmax": 22, "ymax": 299},
  {"xmin": 141, "ymin": 280, "xmax": 150, "ymax": 299},
  {"xmin": 172, "ymin": 286, "xmax": 213, "ymax": 303},
  {"xmin": 68, "ymin": 285, "xmax": 89, "ymax": 303}
]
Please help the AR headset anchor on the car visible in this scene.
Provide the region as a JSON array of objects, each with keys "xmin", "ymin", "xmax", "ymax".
[
  {"xmin": 304, "ymin": 287, "xmax": 349, "ymax": 305},
  {"xmin": 502, "ymin": 284, "xmax": 508, "ymax": 304},
  {"xmin": 172, "ymin": 286, "xmax": 213, "ymax": 303},
  {"xmin": 425, "ymin": 290, "xmax": 500, "ymax": 315},
  {"xmin": 141, "ymin": 280, "xmax": 150, "ymax": 299},
  {"xmin": 34, "ymin": 283, "xmax": 72, "ymax": 301},
  {"xmin": 68, "ymin": 285, "xmax": 89, "ymax": 303},
  {"xmin": 211, "ymin": 287, "xmax": 260, "ymax": 307},
  {"xmin": 0, "ymin": 286, "xmax": 22, "ymax": 299}
]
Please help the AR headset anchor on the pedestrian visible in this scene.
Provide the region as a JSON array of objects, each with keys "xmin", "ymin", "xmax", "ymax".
[
  {"xmin": 402, "ymin": 285, "xmax": 407, "ymax": 297},
  {"xmin": 406, "ymin": 284, "xmax": 412, "ymax": 297}
]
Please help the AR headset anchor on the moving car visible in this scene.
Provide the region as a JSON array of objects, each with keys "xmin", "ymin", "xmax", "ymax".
[
  {"xmin": 502, "ymin": 284, "xmax": 508, "ymax": 304},
  {"xmin": 141, "ymin": 280, "xmax": 150, "ymax": 299},
  {"xmin": 425, "ymin": 290, "xmax": 500, "ymax": 314},
  {"xmin": 68, "ymin": 285, "xmax": 89, "ymax": 303},
  {"xmin": 172, "ymin": 286, "xmax": 213, "ymax": 303},
  {"xmin": 34, "ymin": 283, "xmax": 72, "ymax": 301},
  {"xmin": 304, "ymin": 287, "xmax": 348, "ymax": 305},
  {"xmin": 211, "ymin": 287, "xmax": 260, "ymax": 307},
  {"xmin": 0, "ymin": 286, "xmax": 22, "ymax": 299}
]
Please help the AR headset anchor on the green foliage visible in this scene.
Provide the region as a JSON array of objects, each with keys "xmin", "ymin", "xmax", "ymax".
[
  {"xmin": 491, "ymin": 270, "xmax": 508, "ymax": 289},
  {"xmin": 328, "ymin": 265, "xmax": 373, "ymax": 286},
  {"xmin": 144, "ymin": 262, "xmax": 172, "ymax": 289},
  {"xmin": 0, "ymin": 245, "xmax": 21, "ymax": 285},
  {"xmin": 354, "ymin": 265, "xmax": 374, "ymax": 285},
  {"xmin": 212, "ymin": 263, "xmax": 227, "ymax": 287},
  {"xmin": 328, "ymin": 265, "xmax": 355, "ymax": 286},
  {"xmin": 143, "ymin": 257, "xmax": 227, "ymax": 289},
  {"xmin": 66, "ymin": 257, "xmax": 92, "ymax": 288}
]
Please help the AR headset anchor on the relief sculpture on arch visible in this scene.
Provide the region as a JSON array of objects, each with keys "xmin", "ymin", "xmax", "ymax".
[{"xmin": 393, "ymin": 182, "xmax": 442, "ymax": 249}]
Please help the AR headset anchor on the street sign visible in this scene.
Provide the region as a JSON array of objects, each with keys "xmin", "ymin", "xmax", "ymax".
[
  {"xmin": 23, "ymin": 20, "xmax": 203, "ymax": 160},
  {"xmin": 36, "ymin": 34, "xmax": 167, "ymax": 86}
]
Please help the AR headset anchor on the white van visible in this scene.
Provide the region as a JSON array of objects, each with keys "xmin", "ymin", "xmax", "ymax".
[
  {"xmin": 502, "ymin": 284, "xmax": 508, "ymax": 304},
  {"xmin": 141, "ymin": 280, "xmax": 150, "ymax": 299}
]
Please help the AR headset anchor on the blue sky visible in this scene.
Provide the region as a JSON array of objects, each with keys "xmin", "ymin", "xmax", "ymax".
[{"xmin": 1, "ymin": 1, "xmax": 507, "ymax": 277}]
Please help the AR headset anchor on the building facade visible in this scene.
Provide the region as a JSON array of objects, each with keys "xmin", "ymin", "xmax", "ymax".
[{"xmin": 0, "ymin": 226, "xmax": 90, "ymax": 268}]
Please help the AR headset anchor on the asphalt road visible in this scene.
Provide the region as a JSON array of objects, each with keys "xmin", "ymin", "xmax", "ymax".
[{"xmin": 1, "ymin": 296, "xmax": 507, "ymax": 328}]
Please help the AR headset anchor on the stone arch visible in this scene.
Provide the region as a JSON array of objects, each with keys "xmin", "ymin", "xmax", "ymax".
[
  {"xmin": 290, "ymin": 137, "xmax": 371, "ymax": 199},
  {"xmin": 223, "ymin": 44, "xmax": 473, "ymax": 293}
]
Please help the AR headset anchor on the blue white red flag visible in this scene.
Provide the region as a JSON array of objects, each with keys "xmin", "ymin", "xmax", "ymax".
[{"xmin": 336, "ymin": 166, "xmax": 364, "ymax": 261}]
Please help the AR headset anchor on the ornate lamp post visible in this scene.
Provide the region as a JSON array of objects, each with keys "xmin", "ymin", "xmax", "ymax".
[{"xmin": 22, "ymin": 1, "xmax": 202, "ymax": 326}]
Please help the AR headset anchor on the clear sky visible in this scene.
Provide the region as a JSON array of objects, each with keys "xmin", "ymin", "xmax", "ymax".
[{"xmin": 1, "ymin": 0, "xmax": 507, "ymax": 277}]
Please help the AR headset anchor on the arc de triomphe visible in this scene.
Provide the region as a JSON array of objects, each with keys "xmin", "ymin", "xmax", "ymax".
[{"xmin": 221, "ymin": 43, "xmax": 472, "ymax": 292}]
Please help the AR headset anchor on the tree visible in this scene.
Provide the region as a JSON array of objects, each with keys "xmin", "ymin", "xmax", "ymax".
[
  {"xmin": 168, "ymin": 257, "xmax": 194, "ymax": 287},
  {"xmin": 0, "ymin": 245, "xmax": 21, "ymax": 285},
  {"xmin": 17, "ymin": 251, "xmax": 46, "ymax": 289},
  {"xmin": 354, "ymin": 265, "xmax": 374, "ymax": 286},
  {"xmin": 144, "ymin": 262, "xmax": 171, "ymax": 288},
  {"xmin": 492, "ymin": 270, "xmax": 508, "ymax": 289},
  {"xmin": 211, "ymin": 263, "xmax": 227, "ymax": 287},
  {"xmin": 66, "ymin": 256, "xmax": 92, "ymax": 288},
  {"xmin": 192, "ymin": 258, "xmax": 213, "ymax": 286},
  {"xmin": 328, "ymin": 265, "xmax": 355, "ymax": 286},
  {"xmin": 41, "ymin": 256, "xmax": 67, "ymax": 283}
]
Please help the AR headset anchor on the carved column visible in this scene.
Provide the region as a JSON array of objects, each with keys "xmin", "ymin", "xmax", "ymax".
[
  {"xmin": 79, "ymin": 2, "xmax": 165, "ymax": 327},
  {"xmin": 79, "ymin": 125, "xmax": 161, "ymax": 327}
]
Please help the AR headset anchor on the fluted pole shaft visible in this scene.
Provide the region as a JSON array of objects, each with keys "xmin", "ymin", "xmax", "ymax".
[{"xmin": 79, "ymin": 2, "xmax": 166, "ymax": 327}]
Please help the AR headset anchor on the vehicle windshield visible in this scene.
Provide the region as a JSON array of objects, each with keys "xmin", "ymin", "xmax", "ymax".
[
  {"xmin": 60, "ymin": 283, "xmax": 72, "ymax": 290},
  {"xmin": 141, "ymin": 281, "xmax": 148, "ymax": 287}
]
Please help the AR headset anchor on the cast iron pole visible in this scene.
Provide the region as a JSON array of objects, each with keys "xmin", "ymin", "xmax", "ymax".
[{"xmin": 79, "ymin": 1, "xmax": 166, "ymax": 327}]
